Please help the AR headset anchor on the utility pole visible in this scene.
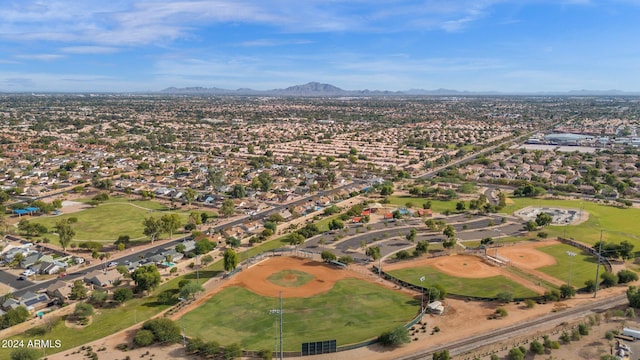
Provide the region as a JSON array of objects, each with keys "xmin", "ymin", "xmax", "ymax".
[{"xmin": 594, "ymin": 230, "xmax": 603, "ymax": 298}]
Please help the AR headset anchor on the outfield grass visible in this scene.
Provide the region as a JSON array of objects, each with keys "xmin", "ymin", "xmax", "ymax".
[
  {"xmin": 28, "ymin": 197, "xmax": 191, "ymax": 244},
  {"xmin": 502, "ymin": 197, "xmax": 640, "ymax": 248},
  {"xmin": 385, "ymin": 196, "xmax": 457, "ymax": 213},
  {"xmin": 387, "ymin": 265, "xmax": 539, "ymax": 299},
  {"xmin": 181, "ymin": 279, "xmax": 417, "ymax": 351},
  {"xmin": 536, "ymin": 243, "xmax": 600, "ymax": 288}
]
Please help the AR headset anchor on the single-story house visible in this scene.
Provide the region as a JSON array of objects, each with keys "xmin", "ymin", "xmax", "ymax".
[
  {"xmin": 84, "ymin": 269, "xmax": 122, "ymax": 287},
  {"xmin": 46, "ymin": 280, "xmax": 72, "ymax": 301},
  {"xmin": 21, "ymin": 253, "xmax": 54, "ymax": 269},
  {"xmin": 20, "ymin": 291, "xmax": 50, "ymax": 312}
]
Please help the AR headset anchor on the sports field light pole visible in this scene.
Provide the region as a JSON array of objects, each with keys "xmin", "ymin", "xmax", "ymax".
[
  {"xmin": 178, "ymin": 297, "xmax": 187, "ymax": 347},
  {"xmin": 419, "ymin": 276, "xmax": 425, "ymax": 312},
  {"xmin": 269, "ymin": 291, "xmax": 284, "ymax": 360},
  {"xmin": 566, "ymin": 251, "xmax": 576, "ymax": 287}
]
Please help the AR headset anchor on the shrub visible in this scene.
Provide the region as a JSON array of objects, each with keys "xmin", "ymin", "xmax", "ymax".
[
  {"xmin": 141, "ymin": 318, "xmax": 181, "ymax": 343},
  {"xmin": 530, "ymin": 340, "xmax": 544, "ymax": 355},
  {"xmin": 578, "ymin": 323, "xmax": 589, "ymax": 335},
  {"xmin": 618, "ymin": 269, "xmax": 639, "ymax": 284},
  {"xmin": 133, "ymin": 329, "xmax": 155, "ymax": 347},
  {"xmin": 113, "ymin": 287, "xmax": 134, "ymax": 303},
  {"xmin": 525, "ymin": 299, "xmax": 536, "ymax": 309},
  {"xmin": 378, "ymin": 326, "xmax": 410, "ymax": 346},
  {"xmin": 508, "ymin": 347, "xmax": 524, "ymax": 360}
]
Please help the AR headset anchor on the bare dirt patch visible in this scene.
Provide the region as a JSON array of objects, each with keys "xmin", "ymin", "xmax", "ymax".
[
  {"xmin": 385, "ymin": 254, "xmax": 502, "ymax": 279},
  {"xmin": 227, "ymin": 256, "xmax": 365, "ymax": 298},
  {"xmin": 495, "ymin": 240, "xmax": 559, "ymax": 269}
]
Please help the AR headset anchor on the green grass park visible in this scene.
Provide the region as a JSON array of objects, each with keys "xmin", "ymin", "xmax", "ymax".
[
  {"xmin": 387, "ymin": 266, "xmax": 539, "ymax": 299},
  {"xmin": 180, "ymin": 279, "xmax": 418, "ymax": 351}
]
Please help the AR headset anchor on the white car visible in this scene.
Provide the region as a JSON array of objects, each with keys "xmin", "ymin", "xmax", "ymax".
[
  {"xmin": 107, "ymin": 261, "xmax": 119, "ymax": 268},
  {"xmin": 21, "ymin": 269, "xmax": 35, "ymax": 276}
]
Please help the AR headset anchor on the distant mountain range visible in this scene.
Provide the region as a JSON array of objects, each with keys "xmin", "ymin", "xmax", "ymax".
[{"xmin": 160, "ymin": 82, "xmax": 640, "ymax": 96}]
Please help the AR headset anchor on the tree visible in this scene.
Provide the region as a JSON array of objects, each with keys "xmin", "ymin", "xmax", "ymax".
[
  {"xmin": 366, "ymin": 246, "xmax": 381, "ymax": 261},
  {"xmin": 257, "ymin": 172, "xmax": 273, "ymax": 192},
  {"xmin": 406, "ymin": 228, "xmax": 417, "ymax": 242},
  {"xmin": 380, "ymin": 182, "xmax": 394, "ymax": 196},
  {"xmin": 0, "ymin": 306, "xmax": 30, "ymax": 329},
  {"xmin": 560, "ymin": 284, "xmax": 576, "ymax": 298},
  {"xmin": 230, "ymin": 184, "xmax": 246, "ymax": 199},
  {"xmin": 10, "ymin": 348, "xmax": 41, "ymax": 360},
  {"xmin": 443, "ymin": 225, "xmax": 455, "ymax": 239},
  {"xmin": 321, "ymin": 250, "xmax": 337, "ymax": 262},
  {"xmin": 115, "ymin": 235, "xmax": 131, "ymax": 249},
  {"xmin": 132, "ymin": 265, "xmax": 162, "ymax": 293},
  {"xmin": 524, "ymin": 221, "xmax": 537, "ymax": 231},
  {"xmin": 627, "ymin": 286, "xmax": 640, "ymax": 308},
  {"xmin": 328, "ymin": 219, "xmax": 344, "ymax": 231},
  {"xmin": 288, "ymin": 232, "xmax": 305, "ymax": 246},
  {"xmin": 70, "ymin": 279, "xmax": 88, "ymax": 300},
  {"xmin": 90, "ymin": 290, "xmax": 108, "ymax": 307},
  {"xmin": 160, "ymin": 213, "xmax": 181, "ymax": 240},
  {"xmin": 378, "ymin": 326, "xmax": 410, "ymax": 346},
  {"xmin": 414, "ymin": 240, "xmax": 429, "ymax": 256},
  {"xmin": 535, "ymin": 212, "xmax": 553, "ymax": 227},
  {"xmin": 175, "ymin": 243, "xmax": 186, "ymax": 253},
  {"xmin": 113, "ymin": 287, "xmax": 134, "ymax": 303},
  {"xmin": 180, "ymin": 281, "xmax": 204, "ymax": 300},
  {"xmin": 54, "ymin": 219, "xmax": 75, "ymax": 251},
  {"xmin": 220, "ymin": 199, "xmax": 235, "ymax": 218},
  {"xmin": 74, "ymin": 303, "xmax": 94, "ymax": 319},
  {"xmin": 496, "ymin": 291, "xmax": 514, "ymax": 303},
  {"xmin": 195, "ymin": 239, "xmax": 215, "ymax": 255},
  {"xmin": 143, "ymin": 216, "xmax": 163, "ymax": 243},
  {"xmin": 619, "ymin": 240, "xmax": 635, "ymax": 260},
  {"xmin": 205, "ymin": 166, "xmax": 225, "ymax": 189},
  {"xmin": 455, "ymin": 201, "xmax": 466, "ymax": 211},
  {"xmin": 223, "ymin": 248, "xmax": 238, "ymax": 272},
  {"xmin": 184, "ymin": 188, "xmax": 197, "ymax": 208}
]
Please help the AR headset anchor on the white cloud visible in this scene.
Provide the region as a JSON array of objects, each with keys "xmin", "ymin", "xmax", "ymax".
[
  {"xmin": 60, "ymin": 46, "xmax": 121, "ymax": 54},
  {"xmin": 14, "ymin": 54, "xmax": 65, "ymax": 61}
]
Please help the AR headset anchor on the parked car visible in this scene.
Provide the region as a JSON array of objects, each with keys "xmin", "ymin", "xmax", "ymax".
[
  {"xmin": 17, "ymin": 276, "xmax": 26, "ymax": 281},
  {"xmin": 21, "ymin": 269, "xmax": 35, "ymax": 276}
]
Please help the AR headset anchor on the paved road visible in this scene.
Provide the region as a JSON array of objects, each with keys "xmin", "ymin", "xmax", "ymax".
[
  {"xmin": 6, "ymin": 181, "xmax": 369, "ymax": 297},
  {"xmin": 398, "ymin": 294, "xmax": 629, "ymax": 360},
  {"xmin": 301, "ymin": 213, "xmax": 526, "ymax": 262},
  {"xmin": 0, "ymin": 268, "xmax": 35, "ymax": 291}
]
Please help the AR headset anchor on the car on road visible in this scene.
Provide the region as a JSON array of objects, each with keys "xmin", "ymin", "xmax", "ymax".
[
  {"xmin": 17, "ymin": 276, "xmax": 26, "ymax": 281},
  {"xmin": 107, "ymin": 261, "xmax": 118, "ymax": 268}
]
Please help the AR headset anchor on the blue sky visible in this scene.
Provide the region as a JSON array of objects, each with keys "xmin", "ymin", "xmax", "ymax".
[{"xmin": 1, "ymin": 0, "xmax": 639, "ymax": 92}]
